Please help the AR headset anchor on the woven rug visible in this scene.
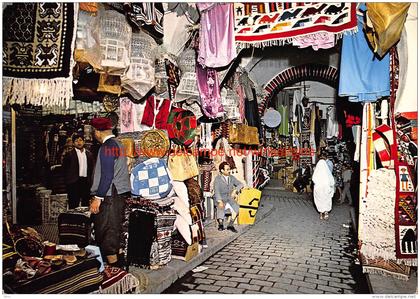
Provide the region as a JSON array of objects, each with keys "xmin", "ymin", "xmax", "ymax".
[
  {"xmin": 234, "ymin": 3, "xmax": 357, "ymax": 48},
  {"xmin": 99, "ymin": 265, "xmax": 142, "ymax": 294},
  {"xmin": 360, "ymin": 255, "xmax": 411, "ymax": 281},
  {"xmin": 3, "ymin": 3, "xmax": 77, "ymax": 108}
]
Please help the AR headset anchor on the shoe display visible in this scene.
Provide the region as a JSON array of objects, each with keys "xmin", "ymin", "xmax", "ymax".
[{"xmin": 226, "ymin": 226, "xmax": 238, "ymax": 233}]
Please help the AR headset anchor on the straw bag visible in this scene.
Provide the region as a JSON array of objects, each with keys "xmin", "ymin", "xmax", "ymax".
[
  {"xmin": 229, "ymin": 121, "xmax": 259, "ymax": 145},
  {"xmin": 168, "ymin": 148, "xmax": 199, "ymax": 181}
]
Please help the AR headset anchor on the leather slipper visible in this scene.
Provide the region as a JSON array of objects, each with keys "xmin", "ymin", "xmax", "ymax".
[{"xmin": 63, "ymin": 255, "xmax": 77, "ymax": 265}]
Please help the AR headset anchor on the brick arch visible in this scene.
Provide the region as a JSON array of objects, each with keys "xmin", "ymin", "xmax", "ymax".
[{"xmin": 258, "ymin": 64, "xmax": 338, "ymax": 116}]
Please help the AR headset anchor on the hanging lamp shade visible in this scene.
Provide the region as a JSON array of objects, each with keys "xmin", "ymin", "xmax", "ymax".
[{"xmin": 262, "ymin": 108, "xmax": 282, "ymax": 128}]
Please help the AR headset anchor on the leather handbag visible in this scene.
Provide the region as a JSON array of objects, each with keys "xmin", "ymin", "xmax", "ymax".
[
  {"xmin": 229, "ymin": 122, "xmax": 259, "ymax": 145},
  {"xmin": 140, "ymin": 129, "xmax": 170, "ymax": 158},
  {"xmin": 365, "ymin": 3, "xmax": 411, "ymax": 58},
  {"xmin": 168, "ymin": 149, "xmax": 199, "ymax": 181}
]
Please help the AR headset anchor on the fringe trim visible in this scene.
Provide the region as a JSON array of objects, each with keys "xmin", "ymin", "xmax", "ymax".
[
  {"xmin": 236, "ymin": 26, "xmax": 359, "ymax": 49},
  {"xmin": 362, "ymin": 266, "xmax": 410, "ymax": 281},
  {"xmin": 396, "ymin": 258, "xmax": 418, "ymax": 267},
  {"xmin": 3, "ymin": 76, "xmax": 73, "ymax": 108},
  {"xmin": 99, "ymin": 273, "xmax": 140, "ymax": 294}
]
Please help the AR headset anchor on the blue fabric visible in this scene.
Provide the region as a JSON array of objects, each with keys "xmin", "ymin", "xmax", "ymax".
[{"xmin": 338, "ymin": 14, "xmax": 390, "ymax": 102}]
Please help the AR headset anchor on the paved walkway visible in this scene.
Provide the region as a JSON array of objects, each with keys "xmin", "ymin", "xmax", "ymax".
[{"xmin": 164, "ymin": 191, "xmax": 369, "ymax": 294}]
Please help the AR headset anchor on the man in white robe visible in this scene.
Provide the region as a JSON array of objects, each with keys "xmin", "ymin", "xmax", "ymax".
[{"xmin": 312, "ymin": 156, "xmax": 335, "ymax": 220}]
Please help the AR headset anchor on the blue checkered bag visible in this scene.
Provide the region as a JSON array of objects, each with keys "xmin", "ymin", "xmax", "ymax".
[{"xmin": 130, "ymin": 158, "xmax": 173, "ymax": 199}]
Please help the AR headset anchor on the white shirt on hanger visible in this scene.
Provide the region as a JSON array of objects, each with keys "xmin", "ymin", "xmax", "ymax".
[{"xmin": 75, "ymin": 148, "xmax": 87, "ymax": 177}]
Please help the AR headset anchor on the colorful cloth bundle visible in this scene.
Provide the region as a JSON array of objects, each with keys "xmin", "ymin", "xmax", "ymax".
[{"xmin": 3, "ymin": 3, "xmax": 77, "ymax": 108}]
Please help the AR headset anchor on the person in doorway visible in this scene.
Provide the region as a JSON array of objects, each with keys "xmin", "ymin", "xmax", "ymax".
[
  {"xmin": 293, "ymin": 165, "xmax": 311, "ymax": 194},
  {"xmin": 62, "ymin": 133, "xmax": 94, "ymax": 209},
  {"xmin": 312, "ymin": 154, "xmax": 335, "ymax": 220},
  {"xmin": 214, "ymin": 162, "xmax": 244, "ymax": 233},
  {"xmin": 340, "ymin": 164, "xmax": 353, "ymax": 205},
  {"xmin": 89, "ymin": 117, "xmax": 131, "ymax": 268}
]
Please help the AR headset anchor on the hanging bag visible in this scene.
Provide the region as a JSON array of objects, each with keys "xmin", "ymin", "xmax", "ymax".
[
  {"xmin": 166, "ymin": 107, "xmax": 197, "ymax": 147},
  {"xmin": 167, "ymin": 146, "xmax": 199, "ymax": 181}
]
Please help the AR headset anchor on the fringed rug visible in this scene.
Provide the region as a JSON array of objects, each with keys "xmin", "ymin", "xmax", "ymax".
[
  {"xmin": 99, "ymin": 265, "xmax": 142, "ymax": 294},
  {"xmin": 360, "ymin": 255, "xmax": 411, "ymax": 281},
  {"xmin": 3, "ymin": 3, "xmax": 77, "ymax": 108},
  {"xmin": 234, "ymin": 3, "xmax": 357, "ymax": 48}
]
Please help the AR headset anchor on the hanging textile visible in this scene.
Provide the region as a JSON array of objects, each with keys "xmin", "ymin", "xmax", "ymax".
[
  {"xmin": 175, "ymin": 48, "xmax": 199, "ymax": 102},
  {"xmin": 121, "ymin": 31, "xmax": 157, "ymax": 99},
  {"xmin": 125, "ymin": 3, "xmax": 164, "ymax": 41},
  {"xmin": 326, "ymin": 106, "xmax": 339, "ymax": 138},
  {"xmin": 365, "ymin": 3, "xmax": 410, "ymax": 58},
  {"xmin": 395, "ymin": 3, "xmax": 418, "ymax": 116},
  {"xmin": 141, "ymin": 96, "xmax": 171, "ymax": 131},
  {"xmin": 163, "ymin": 3, "xmax": 196, "ymax": 57},
  {"xmin": 120, "ymin": 97, "xmax": 134, "ymax": 133},
  {"xmin": 338, "ymin": 7, "xmax": 390, "ymax": 103},
  {"xmin": 197, "ymin": 3, "xmax": 236, "ymax": 68},
  {"xmin": 196, "ymin": 64, "xmax": 225, "ymax": 119},
  {"xmin": 233, "ymin": 3, "xmax": 357, "ymax": 48},
  {"xmin": 3, "ymin": 3, "xmax": 77, "ymax": 108}
]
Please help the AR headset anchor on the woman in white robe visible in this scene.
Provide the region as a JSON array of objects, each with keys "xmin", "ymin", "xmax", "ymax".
[{"xmin": 312, "ymin": 157, "xmax": 335, "ymax": 220}]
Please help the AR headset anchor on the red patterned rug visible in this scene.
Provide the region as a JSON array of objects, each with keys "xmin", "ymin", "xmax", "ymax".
[{"xmin": 99, "ymin": 265, "xmax": 143, "ymax": 294}]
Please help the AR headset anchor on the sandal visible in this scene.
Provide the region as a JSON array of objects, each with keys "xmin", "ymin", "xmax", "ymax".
[
  {"xmin": 324, "ymin": 212, "xmax": 329, "ymax": 220},
  {"xmin": 15, "ymin": 259, "xmax": 37, "ymax": 280}
]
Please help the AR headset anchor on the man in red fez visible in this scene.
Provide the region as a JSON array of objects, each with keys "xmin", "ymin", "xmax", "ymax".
[{"xmin": 90, "ymin": 117, "xmax": 130, "ymax": 268}]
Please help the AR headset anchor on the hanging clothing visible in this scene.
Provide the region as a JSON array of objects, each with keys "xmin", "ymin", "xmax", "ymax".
[
  {"xmin": 141, "ymin": 96, "xmax": 171, "ymax": 130},
  {"xmin": 338, "ymin": 10, "xmax": 390, "ymax": 102},
  {"xmin": 326, "ymin": 106, "xmax": 339, "ymax": 138},
  {"xmin": 197, "ymin": 3, "xmax": 236, "ymax": 68},
  {"xmin": 277, "ymin": 105, "xmax": 289, "ymax": 136},
  {"xmin": 312, "ymin": 159, "xmax": 335, "ymax": 213},
  {"xmin": 196, "ymin": 64, "xmax": 224, "ymax": 118}
]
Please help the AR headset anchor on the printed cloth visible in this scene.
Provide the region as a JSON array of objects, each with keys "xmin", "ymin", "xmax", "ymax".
[
  {"xmin": 234, "ymin": 3, "xmax": 357, "ymax": 48},
  {"xmin": 197, "ymin": 3, "xmax": 236, "ymax": 68},
  {"xmin": 339, "ymin": 11, "xmax": 390, "ymax": 102},
  {"xmin": 130, "ymin": 158, "xmax": 173, "ymax": 199},
  {"xmin": 3, "ymin": 3, "xmax": 77, "ymax": 108},
  {"xmin": 196, "ymin": 64, "xmax": 225, "ymax": 119}
]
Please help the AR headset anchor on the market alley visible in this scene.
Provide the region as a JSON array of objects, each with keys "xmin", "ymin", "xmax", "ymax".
[{"xmin": 164, "ymin": 190, "xmax": 369, "ymax": 294}]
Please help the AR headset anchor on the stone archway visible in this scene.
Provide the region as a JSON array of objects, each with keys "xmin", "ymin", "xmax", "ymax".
[{"xmin": 258, "ymin": 63, "xmax": 339, "ymax": 116}]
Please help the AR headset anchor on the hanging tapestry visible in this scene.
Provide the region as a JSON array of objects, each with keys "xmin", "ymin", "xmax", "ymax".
[
  {"xmin": 3, "ymin": 3, "xmax": 77, "ymax": 108},
  {"xmin": 233, "ymin": 3, "xmax": 357, "ymax": 48},
  {"xmin": 125, "ymin": 3, "xmax": 164, "ymax": 41}
]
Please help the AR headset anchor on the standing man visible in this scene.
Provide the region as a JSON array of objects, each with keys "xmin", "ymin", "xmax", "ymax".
[
  {"xmin": 90, "ymin": 117, "xmax": 131, "ymax": 268},
  {"xmin": 62, "ymin": 133, "xmax": 94, "ymax": 209},
  {"xmin": 214, "ymin": 162, "xmax": 244, "ymax": 233}
]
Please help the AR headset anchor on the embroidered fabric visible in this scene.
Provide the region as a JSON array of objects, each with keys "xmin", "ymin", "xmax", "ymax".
[
  {"xmin": 175, "ymin": 49, "xmax": 199, "ymax": 101},
  {"xmin": 196, "ymin": 64, "xmax": 224, "ymax": 119}
]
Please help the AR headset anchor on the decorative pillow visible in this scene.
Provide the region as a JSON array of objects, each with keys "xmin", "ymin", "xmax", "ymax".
[{"xmin": 130, "ymin": 158, "xmax": 173, "ymax": 199}]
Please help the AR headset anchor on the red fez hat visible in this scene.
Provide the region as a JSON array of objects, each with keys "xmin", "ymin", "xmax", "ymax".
[{"xmin": 91, "ymin": 117, "xmax": 113, "ymax": 131}]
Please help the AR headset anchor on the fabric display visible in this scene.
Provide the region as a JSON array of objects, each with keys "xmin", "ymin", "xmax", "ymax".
[
  {"xmin": 99, "ymin": 265, "xmax": 140, "ymax": 294},
  {"xmin": 141, "ymin": 96, "xmax": 171, "ymax": 130},
  {"xmin": 165, "ymin": 58, "xmax": 181, "ymax": 101},
  {"xmin": 175, "ymin": 48, "xmax": 200, "ymax": 101},
  {"xmin": 180, "ymin": 99, "xmax": 204, "ymax": 119},
  {"xmin": 125, "ymin": 3, "xmax": 164, "ymax": 41},
  {"xmin": 162, "ymin": 3, "xmax": 196, "ymax": 57},
  {"xmin": 130, "ymin": 158, "xmax": 173, "ymax": 199},
  {"xmin": 5, "ymin": 257, "xmax": 103, "ymax": 294},
  {"xmin": 358, "ymin": 168, "xmax": 412, "ymax": 280},
  {"xmin": 121, "ymin": 31, "xmax": 157, "ymax": 99},
  {"xmin": 58, "ymin": 208, "xmax": 92, "ymax": 248},
  {"xmin": 364, "ymin": 3, "xmax": 411, "ymax": 58},
  {"xmin": 97, "ymin": 9, "xmax": 131, "ymax": 74},
  {"xmin": 338, "ymin": 6, "xmax": 390, "ymax": 103},
  {"xmin": 326, "ymin": 106, "xmax": 339, "ymax": 138},
  {"xmin": 155, "ymin": 55, "xmax": 170, "ymax": 95},
  {"xmin": 167, "ymin": 150, "xmax": 199, "ymax": 182},
  {"xmin": 372, "ymin": 124, "xmax": 395, "ymax": 168},
  {"xmin": 196, "ymin": 64, "xmax": 225, "ymax": 119},
  {"xmin": 197, "ymin": 3, "xmax": 236, "ymax": 68},
  {"xmin": 395, "ymin": 4, "xmax": 417, "ymax": 116},
  {"xmin": 221, "ymin": 88, "xmax": 241, "ymax": 121},
  {"xmin": 166, "ymin": 108, "xmax": 197, "ymax": 147},
  {"xmin": 3, "ymin": 3, "xmax": 77, "ymax": 108},
  {"xmin": 152, "ymin": 210, "xmax": 177, "ymax": 267},
  {"xmin": 233, "ymin": 3, "xmax": 357, "ymax": 48}
]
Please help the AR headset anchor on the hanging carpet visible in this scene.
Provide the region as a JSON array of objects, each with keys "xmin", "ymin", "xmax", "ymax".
[
  {"xmin": 3, "ymin": 3, "xmax": 77, "ymax": 108},
  {"xmin": 233, "ymin": 3, "xmax": 357, "ymax": 48}
]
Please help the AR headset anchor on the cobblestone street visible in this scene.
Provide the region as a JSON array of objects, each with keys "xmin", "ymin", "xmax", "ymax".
[{"xmin": 164, "ymin": 191, "xmax": 369, "ymax": 294}]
